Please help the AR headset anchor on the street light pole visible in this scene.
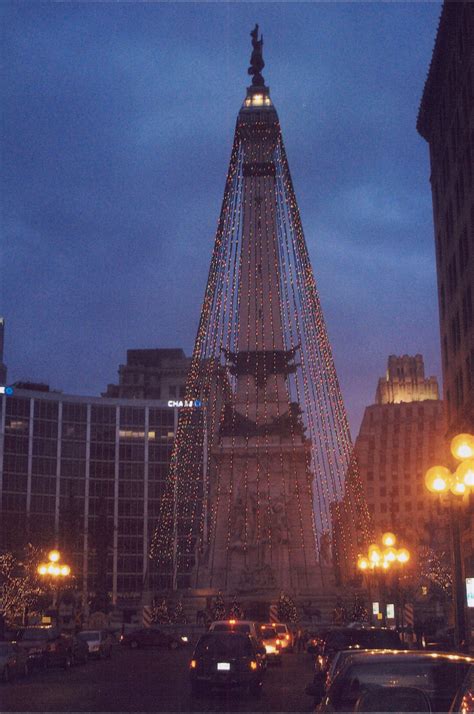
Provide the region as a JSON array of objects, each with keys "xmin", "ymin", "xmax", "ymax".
[{"xmin": 450, "ymin": 501, "xmax": 468, "ymax": 650}]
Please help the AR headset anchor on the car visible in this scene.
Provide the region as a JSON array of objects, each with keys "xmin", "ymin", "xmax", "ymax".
[
  {"xmin": 119, "ymin": 627, "xmax": 183, "ymax": 650},
  {"xmin": 208, "ymin": 620, "xmax": 261, "ymax": 641},
  {"xmin": 273, "ymin": 623, "xmax": 294, "ymax": 651},
  {"xmin": 77, "ymin": 630, "xmax": 113, "ymax": 659},
  {"xmin": 310, "ymin": 650, "xmax": 473, "ymax": 712},
  {"xmin": 189, "ymin": 631, "xmax": 265, "ymax": 697},
  {"xmin": 0, "ymin": 641, "xmax": 30, "ymax": 682},
  {"xmin": 314, "ymin": 626, "xmax": 403, "ymax": 677},
  {"xmin": 15, "ymin": 626, "xmax": 78, "ymax": 670},
  {"xmin": 258, "ymin": 624, "xmax": 282, "ymax": 665},
  {"xmin": 450, "ymin": 663, "xmax": 474, "ymax": 713}
]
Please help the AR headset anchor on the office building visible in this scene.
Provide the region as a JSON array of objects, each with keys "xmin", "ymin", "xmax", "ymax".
[{"xmin": 103, "ymin": 348, "xmax": 191, "ymax": 401}]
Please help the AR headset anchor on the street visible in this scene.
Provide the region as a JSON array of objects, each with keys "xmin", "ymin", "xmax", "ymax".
[{"xmin": 1, "ymin": 647, "xmax": 314, "ymax": 712}]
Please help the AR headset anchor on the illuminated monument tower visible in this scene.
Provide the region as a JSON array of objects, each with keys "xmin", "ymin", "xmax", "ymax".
[{"xmin": 152, "ymin": 27, "xmax": 369, "ymax": 598}]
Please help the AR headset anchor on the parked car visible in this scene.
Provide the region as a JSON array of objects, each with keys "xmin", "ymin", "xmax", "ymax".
[
  {"xmin": 273, "ymin": 623, "xmax": 294, "ymax": 651},
  {"xmin": 424, "ymin": 626, "xmax": 455, "ymax": 651},
  {"xmin": 189, "ymin": 631, "xmax": 265, "ymax": 697},
  {"xmin": 119, "ymin": 627, "xmax": 183, "ymax": 650},
  {"xmin": 308, "ymin": 650, "xmax": 472, "ymax": 712},
  {"xmin": 314, "ymin": 627, "xmax": 403, "ymax": 677},
  {"xmin": 15, "ymin": 626, "xmax": 78, "ymax": 670},
  {"xmin": 258, "ymin": 624, "xmax": 282, "ymax": 665},
  {"xmin": 77, "ymin": 630, "xmax": 113, "ymax": 659},
  {"xmin": 0, "ymin": 642, "xmax": 30, "ymax": 682},
  {"xmin": 450, "ymin": 664, "xmax": 474, "ymax": 713},
  {"xmin": 208, "ymin": 620, "xmax": 261, "ymax": 641}
]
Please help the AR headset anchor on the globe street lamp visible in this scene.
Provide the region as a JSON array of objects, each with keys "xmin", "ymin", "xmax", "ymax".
[
  {"xmin": 358, "ymin": 533, "xmax": 411, "ymax": 628},
  {"xmin": 37, "ymin": 550, "xmax": 72, "ymax": 614},
  {"xmin": 424, "ymin": 432, "xmax": 474, "ymax": 652}
]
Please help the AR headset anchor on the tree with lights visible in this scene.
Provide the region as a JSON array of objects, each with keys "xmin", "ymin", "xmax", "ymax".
[
  {"xmin": 153, "ymin": 598, "xmax": 170, "ymax": 624},
  {"xmin": 349, "ymin": 594, "xmax": 368, "ymax": 623},
  {"xmin": 228, "ymin": 596, "xmax": 244, "ymax": 620},
  {"xmin": 0, "ymin": 545, "xmax": 48, "ymax": 624},
  {"xmin": 171, "ymin": 599, "xmax": 187, "ymax": 624},
  {"xmin": 212, "ymin": 591, "xmax": 226, "ymax": 621},
  {"xmin": 277, "ymin": 592, "xmax": 297, "ymax": 623}
]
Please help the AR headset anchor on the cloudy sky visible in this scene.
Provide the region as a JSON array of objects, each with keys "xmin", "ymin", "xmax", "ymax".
[{"xmin": 2, "ymin": 1, "xmax": 442, "ymax": 436}]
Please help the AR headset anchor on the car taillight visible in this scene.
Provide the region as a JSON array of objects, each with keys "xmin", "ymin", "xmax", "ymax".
[
  {"xmin": 250, "ymin": 661, "xmax": 257, "ymax": 670},
  {"xmin": 276, "ymin": 639, "xmax": 281, "ymax": 646},
  {"xmin": 190, "ymin": 659, "xmax": 197, "ymax": 669},
  {"xmin": 285, "ymin": 634, "xmax": 290, "ymax": 640}
]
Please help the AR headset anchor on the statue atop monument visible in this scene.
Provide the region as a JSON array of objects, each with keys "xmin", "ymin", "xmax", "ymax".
[{"xmin": 248, "ymin": 24, "xmax": 265, "ymax": 86}]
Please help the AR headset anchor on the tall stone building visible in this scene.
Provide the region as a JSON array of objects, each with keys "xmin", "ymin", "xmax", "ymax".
[
  {"xmin": 355, "ymin": 356, "xmax": 447, "ymax": 547},
  {"xmin": 417, "ymin": 1, "xmax": 474, "ymax": 436},
  {"xmin": 417, "ymin": 1, "xmax": 474, "ymax": 635},
  {"xmin": 103, "ymin": 348, "xmax": 191, "ymax": 401}
]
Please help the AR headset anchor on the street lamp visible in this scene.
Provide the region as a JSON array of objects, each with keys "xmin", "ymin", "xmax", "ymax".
[
  {"xmin": 37, "ymin": 550, "xmax": 72, "ymax": 612},
  {"xmin": 424, "ymin": 432, "xmax": 474, "ymax": 652},
  {"xmin": 357, "ymin": 533, "xmax": 411, "ymax": 628}
]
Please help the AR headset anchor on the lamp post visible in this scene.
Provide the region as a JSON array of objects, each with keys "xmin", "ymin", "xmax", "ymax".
[
  {"xmin": 424, "ymin": 432, "xmax": 474, "ymax": 652},
  {"xmin": 37, "ymin": 550, "xmax": 72, "ymax": 617},
  {"xmin": 358, "ymin": 532, "xmax": 410, "ymax": 628}
]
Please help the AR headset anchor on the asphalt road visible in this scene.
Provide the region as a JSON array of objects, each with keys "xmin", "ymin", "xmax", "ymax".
[{"xmin": 1, "ymin": 646, "xmax": 315, "ymax": 712}]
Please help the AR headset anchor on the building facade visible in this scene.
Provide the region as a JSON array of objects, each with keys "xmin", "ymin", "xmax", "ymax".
[
  {"xmin": 103, "ymin": 348, "xmax": 191, "ymax": 401},
  {"xmin": 0, "ymin": 387, "xmax": 202, "ymax": 608},
  {"xmin": 417, "ymin": 0, "xmax": 474, "ymax": 597},
  {"xmin": 417, "ymin": 1, "xmax": 474, "ymax": 436},
  {"xmin": 355, "ymin": 356, "xmax": 447, "ymax": 547}
]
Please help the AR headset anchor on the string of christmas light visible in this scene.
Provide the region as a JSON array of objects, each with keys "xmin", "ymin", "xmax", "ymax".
[{"xmin": 150, "ymin": 83, "xmax": 371, "ymax": 592}]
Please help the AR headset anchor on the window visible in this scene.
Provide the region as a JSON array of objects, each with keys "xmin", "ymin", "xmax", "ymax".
[{"xmin": 168, "ymin": 385, "xmax": 177, "ymax": 398}]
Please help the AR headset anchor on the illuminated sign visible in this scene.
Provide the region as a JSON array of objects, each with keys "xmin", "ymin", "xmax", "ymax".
[
  {"xmin": 372, "ymin": 602, "xmax": 379, "ymax": 615},
  {"xmin": 466, "ymin": 578, "xmax": 474, "ymax": 607},
  {"xmin": 386, "ymin": 604, "xmax": 395, "ymax": 619},
  {"xmin": 167, "ymin": 400, "xmax": 202, "ymax": 408},
  {"xmin": 0, "ymin": 386, "xmax": 13, "ymax": 395}
]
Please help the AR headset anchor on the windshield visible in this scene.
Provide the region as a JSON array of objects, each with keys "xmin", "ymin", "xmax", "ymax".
[
  {"xmin": 77, "ymin": 631, "xmax": 100, "ymax": 640},
  {"xmin": 332, "ymin": 658, "xmax": 470, "ymax": 711},
  {"xmin": 195, "ymin": 634, "xmax": 253, "ymax": 657},
  {"xmin": 21, "ymin": 628, "xmax": 57, "ymax": 640},
  {"xmin": 326, "ymin": 629, "xmax": 401, "ymax": 651},
  {"xmin": 212, "ymin": 623, "xmax": 251, "ymax": 634},
  {"xmin": 261, "ymin": 628, "xmax": 277, "ymax": 639}
]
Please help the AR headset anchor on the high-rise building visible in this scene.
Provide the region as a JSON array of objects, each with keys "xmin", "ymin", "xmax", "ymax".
[
  {"xmin": 417, "ymin": 1, "xmax": 474, "ymax": 638},
  {"xmin": 0, "ymin": 386, "xmax": 195, "ymax": 608},
  {"xmin": 417, "ymin": 1, "xmax": 474, "ymax": 436},
  {"xmin": 355, "ymin": 355, "xmax": 447, "ymax": 547},
  {"xmin": 103, "ymin": 348, "xmax": 191, "ymax": 401}
]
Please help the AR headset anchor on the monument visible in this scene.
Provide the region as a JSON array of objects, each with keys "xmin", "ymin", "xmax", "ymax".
[{"xmin": 151, "ymin": 27, "xmax": 370, "ymax": 604}]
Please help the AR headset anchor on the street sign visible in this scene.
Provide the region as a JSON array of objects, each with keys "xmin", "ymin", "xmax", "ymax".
[
  {"xmin": 466, "ymin": 578, "xmax": 474, "ymax": 607},
  {"xmin": 372, "ymin": 602, "xmax": 379, "ymax": 615},
  {"xmin": 386, "ymin": 604, "xmax": 395, "ymax": 619}
]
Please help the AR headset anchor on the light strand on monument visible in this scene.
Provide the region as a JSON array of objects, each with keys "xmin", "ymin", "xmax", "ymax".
[{"xmin": 150, "ymin": 49, "xmax": 371, "ymax": 591}]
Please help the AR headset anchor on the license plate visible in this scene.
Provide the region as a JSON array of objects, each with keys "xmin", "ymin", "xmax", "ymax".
[{"xmin": 217, "ymin": 662, "xmax": 230, "ymax": 671}]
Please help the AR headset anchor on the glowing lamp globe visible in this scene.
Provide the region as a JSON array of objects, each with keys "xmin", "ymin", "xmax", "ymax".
[
  {"xmin": 357, "ymin": 556, "xmax": 369, "ymax": 571},
  {"xmin": 368, "ymin": 544, "xmax": 382, "ymax": 564},
  {"xmin": 381, "ymin": 560, "xmax": 390, "ymax": 570},
  {"xmin": 383, "ymin": 546, "xmax": 397, "ymax": 563},
  {"xmin": 396, "ymin": 548, "xmax": 410, "ymax": 564},
  {"xmin": 60, "ymin": 565, "xmax": 71, "ymax": 576},
  {"xmin": 382, "ymin": 532, "xmax": 396, "ymax": 547},
  {"xmin": 48, "ymin": 550, "xmax": 60, "ymax": 563},
  {"xmin": 456, "ymin": 459, "xmax": 474, "ymax": 488},
  {"xmin": 450, "ymin": 475, "xmax": 467, "ymax": 497},
  {"xmin": 451, "ymin": 433, "xmax": 474, "ymax": 461},
  {"xmin": 37, "ymin": 564, "xmax": 47, "ymax": 575},
  {"xmin": 425, "ymin": 466, "xmax": 452, "ymax": 494}
]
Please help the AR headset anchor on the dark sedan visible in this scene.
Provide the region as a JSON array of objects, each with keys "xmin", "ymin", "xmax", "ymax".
[
  {"xmin": 120, "ymin": 627, "xmax": 183, "ymax": 650},
  {"xmin": 189, "ymin": 631, "xmax": 265, "ymax": 697}
]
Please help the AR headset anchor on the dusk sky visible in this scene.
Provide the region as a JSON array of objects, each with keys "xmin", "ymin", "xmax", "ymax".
[{"xmin": 2, "ymin": 1, "xmax": 442, "ymax": 436}]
